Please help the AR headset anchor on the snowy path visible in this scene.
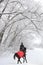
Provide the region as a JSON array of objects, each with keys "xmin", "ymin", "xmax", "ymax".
[{"xmin": 0, "ymin": 48, "xmax": 43, "ymax": 65}]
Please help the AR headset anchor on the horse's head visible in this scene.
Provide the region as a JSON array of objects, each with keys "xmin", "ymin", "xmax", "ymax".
[{"xmin": 23, "ymin": 47, "xmax": 26, "ymax": 53}]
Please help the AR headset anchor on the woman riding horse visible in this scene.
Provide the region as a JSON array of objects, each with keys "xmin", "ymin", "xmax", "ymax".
[{"xmin": 13, "ymin": 47, "xmax": 27, "ymax": 64}]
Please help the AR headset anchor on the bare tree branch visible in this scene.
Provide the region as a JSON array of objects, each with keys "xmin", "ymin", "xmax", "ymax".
[{"xmin": 0, "ymin": 0, "xmax": 9, "ymax": 18}]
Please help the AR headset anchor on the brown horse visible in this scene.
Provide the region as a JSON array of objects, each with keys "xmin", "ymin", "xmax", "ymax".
[{"xmin": 13, "ymin": 48, "xmax": 27, "ymax": 64}]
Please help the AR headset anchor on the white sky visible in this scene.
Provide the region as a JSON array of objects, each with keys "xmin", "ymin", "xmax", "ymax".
[{"xmin": 34, "ymin": 0, "xmax": 43, "ymax": 6}]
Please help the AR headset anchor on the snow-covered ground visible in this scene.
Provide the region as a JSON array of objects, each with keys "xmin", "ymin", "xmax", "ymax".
[{"xmin": 0, "ymin": 48, "xmax": 43, "ymax": 65}]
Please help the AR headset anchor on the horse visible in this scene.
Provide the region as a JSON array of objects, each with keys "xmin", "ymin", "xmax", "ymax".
[{"xmin": 13, "ymin": 47, "xmax": 27, "ymax": 64}]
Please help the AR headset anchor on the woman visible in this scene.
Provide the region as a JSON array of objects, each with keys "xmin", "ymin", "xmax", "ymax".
[{"xmin": 20, "ymin": 42, "xmax": 24, "ymax": 51}]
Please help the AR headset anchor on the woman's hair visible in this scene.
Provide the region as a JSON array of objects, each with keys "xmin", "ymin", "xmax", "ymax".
[{"xmin": 21, "ymin": 42, "xmax": 23, "ymax": 45}]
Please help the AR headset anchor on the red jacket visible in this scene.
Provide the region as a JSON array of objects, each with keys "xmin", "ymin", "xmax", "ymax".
[{"xmin": 17, "ymin": 51, "xmax": 24, "ymax": 58}]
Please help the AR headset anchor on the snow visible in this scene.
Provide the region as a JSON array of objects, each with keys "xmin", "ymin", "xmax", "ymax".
[{"xmin": 0, "ymin": 48, "xmax": 43, "ymax": 65}]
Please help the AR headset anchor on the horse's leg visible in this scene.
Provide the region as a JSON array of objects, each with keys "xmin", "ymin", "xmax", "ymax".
[
  {"xmin": 17, "ymin": 58, "xmax": 22, "ymax": 64},
  {"xmin": 23, "ymin": 53, "xmax": 26, "ymax": 63},
  {"xmin": 23, "ymin": 55, "xmax": 27, "ymax": 63},
  {"xmin": 17, "ymin": 59, "xmax": 19, "ymax": 64},
  {"xmin": 23, "ymin": 57, "xmax": 25, "ymax": 63},
  {"xmin": 20, "ymin": 60, "xmax": 22, "ymax": 64},
  {"xmin": 24, "ymin": 56, "xmax": 27, "ymax": 63}
]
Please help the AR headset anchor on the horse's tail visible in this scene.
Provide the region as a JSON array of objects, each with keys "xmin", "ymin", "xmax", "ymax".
[{"xmin": 14, "ymin": 53, "xmax": 16, "ymax": 59}]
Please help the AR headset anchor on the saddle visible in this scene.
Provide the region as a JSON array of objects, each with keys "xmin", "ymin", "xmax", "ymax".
[{"xmin": 16, "ymin": 51, "xmax": 25, "ymax": 58}]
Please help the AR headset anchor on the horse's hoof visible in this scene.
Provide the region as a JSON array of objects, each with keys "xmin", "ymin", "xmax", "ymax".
[
  {"xmin": 17, "ymin": 62, "xmax": 19, "ymax": 64},
  {"xmin": 23, "ymin": 61, "xmax": 25, "ymax": 63},
  {"xmin": 20, "ymin": 62, "xmax": 22, "ymax": 64},
  {"xmin": 26, "ymin": 61, "xmax": 28, "ymax": 63},
  {"xmin": 17, "ymin": 63, "xmax": 18, "ymax": 64},
  {"xmin": 21, "ymin": 63, "xmax": 22, "ymax": 64}
]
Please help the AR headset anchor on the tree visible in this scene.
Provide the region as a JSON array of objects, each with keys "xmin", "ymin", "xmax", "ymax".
[
  {"xmin": 0, "ymin": 0, "xmax": 43, "ymax": 50},
  {"xmin": 0, "ymin": 0, "xmax": 4, "ymax": 3}
]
